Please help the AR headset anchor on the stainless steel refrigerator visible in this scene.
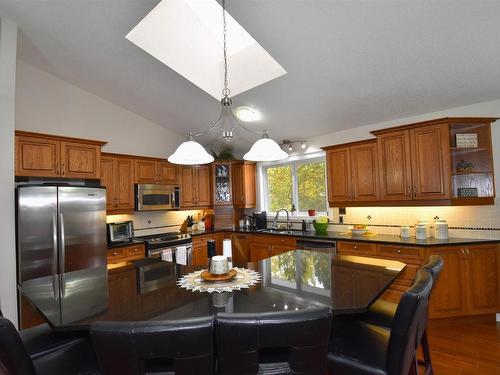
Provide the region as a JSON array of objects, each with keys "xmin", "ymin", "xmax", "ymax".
[{"xmin": 17, "ymin": 185, "xmax": 108, "ymax": 326}]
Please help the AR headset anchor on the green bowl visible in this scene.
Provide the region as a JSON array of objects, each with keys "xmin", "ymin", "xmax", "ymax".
[{"xmin": 313, "ymin": 222, "xmax": 328, "ymax": 234}]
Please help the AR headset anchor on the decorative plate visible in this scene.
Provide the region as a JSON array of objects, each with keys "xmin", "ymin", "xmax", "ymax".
[
  {"xmin": 177, "ymin": 267, "xmax": 261, "ymax": 293},
  {"xmin": 200, "ymin": 269, "xmax": 237, "ymax": 282}
]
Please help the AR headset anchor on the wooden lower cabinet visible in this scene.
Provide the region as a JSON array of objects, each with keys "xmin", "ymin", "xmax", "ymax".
[
  {"xmin": 191, "ymin": 233, "xmax": 223, "ymax": 266},
  {"xmin": 232, "ymin": 233, "xmax": 252, "ymax": 264},
  {"xmin": 428, "ymin": 244, "xmax": 499, "ymax": 318},
  {"xmin": 107, "ymin": 267, "xmax": 136, "ymax": 320},
  {"xmin": 336, "ymin": 241, "xmax": 499, "ymax": 318},
  {"xmin": 250, "ymin": 235, "xmax": 296, "ymax": 262},
  {"xmin": 107, "ymin": 244, "xmax": 145, "ymax": 264}
]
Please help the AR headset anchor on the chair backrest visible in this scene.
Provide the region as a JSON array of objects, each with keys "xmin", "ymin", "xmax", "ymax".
[
  {"xmin": 215, "ymin": 307, "xmax": 332, "ymax": 375},
  {"xmin": 387, "ymin": 269, "xmax": 433, "ymax": 375},
  {"xmin": 91, "ymin": 316, "xmax": 214, "ymax": 375},
  {"xmin": 422, "ymin": 255, "xmax": 444, "ymax": 283},
  {"xmin": 0, "ymin": 317, "xmax": 36, "ymax": 375}
]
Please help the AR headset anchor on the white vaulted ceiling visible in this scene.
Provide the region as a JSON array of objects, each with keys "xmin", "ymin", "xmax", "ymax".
[{"xmin": 2, "ymin": 0, "xmax": 500, "ymax": 152}]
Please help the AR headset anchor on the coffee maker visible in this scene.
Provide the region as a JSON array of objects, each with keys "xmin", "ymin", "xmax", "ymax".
[{"xmin": 252, "ymin": 211, "xmax": 267, "ymax": 231}]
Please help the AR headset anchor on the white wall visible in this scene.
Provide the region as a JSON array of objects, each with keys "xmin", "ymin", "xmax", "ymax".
[
  {"xmin": 0, "ymin": 17, "xmax": 18, "ymax": 324},
  {"xmin": 306, "ymin": 99, "xmax": 500, "ymax": 239},
  {"xmin": 15, "ymin": 60, "xmax": 184, "ymax": 158}
]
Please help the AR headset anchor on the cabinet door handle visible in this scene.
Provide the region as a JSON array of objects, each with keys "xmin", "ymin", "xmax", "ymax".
[
  {"xmin": 352, "ymin": 188, "xmax": 356, "ymax": 200},
  {"xmin": 61, "ymin": 164, "xmax": 65, "ymax": 176},
  {"xmin": 460, "ymin": 249, "xmax": 465, "ymax": 255},
  {"xmin": 465, "ymin": 248, "xmax": 470, "ymax": 255},
  {"xmin": 407, "ymin": 186, "xmax": 412, "ymax": 198},
  {"xmin": 412, "ymin": 186, "xmax": 416, "ymax": 198},
  {"xmin": 354, "ymin": 245, "xmax": 358, "ymax": 250},
  {"xmin": 56, "ymin": 163, "xmax": 60, "ymax": 174},
  {"xmin": 396, "ymin": 249, "xmax": 402, "ymax": 254},
  {"xmin": 113, "ymin": 252, "xmax": 118, "ymax": 256}
]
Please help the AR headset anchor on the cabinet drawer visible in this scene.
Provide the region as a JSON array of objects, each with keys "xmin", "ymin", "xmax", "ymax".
[
  {"xmin": 107, "ymin": 248, "xmax": 127, "ymax": 263},
  {"xmin": 126, "ymin": 246, "xmax": 145, "ymax": 260},
  {"xmin": 337, "ymin": 241, "xmax": 376, "ymax": 255},
  {"xmin": 378, "ymin": 244, "xmax": 423, "ymax": 260},
  {"xmin": 252, "ymin": 234, "xmax": 296, "ymax": 247}
]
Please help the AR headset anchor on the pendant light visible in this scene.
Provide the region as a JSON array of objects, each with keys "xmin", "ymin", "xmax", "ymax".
[
  {"xmin": 243, "ymin": 131, "xmax": 288, "ymax": 161},
  {"xmin": 168, "ymin": 0, "xmax": 287, "ymax": 164},
  {"xmin": 168, "ymin": 133, "xmax": 214, "ymax": 165}
]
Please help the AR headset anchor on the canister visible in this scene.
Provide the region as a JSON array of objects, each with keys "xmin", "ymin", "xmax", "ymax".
[
  {"xmin": 415, "ymin": 224, "xmax": 427, "ymax": 240},
  {"xmin": 434, "ymin": 219, "xmax": 449, "ymax": 239}
]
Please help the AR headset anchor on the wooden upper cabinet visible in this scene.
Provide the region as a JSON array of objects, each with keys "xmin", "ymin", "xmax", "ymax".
[
  {"xmin": 157, "ymin": 162, "xmax": 177, "ymax": 184},
  {"xmin": 134, "ymin": 159, "xmax": 178, "ymax": 185},
  {"xmin": 180, "ymin": 166, "xmax": 195, "ymax": 207},
  {"xmin": 100, "ymin": 154, "xmax": 135, "ymax": 213},
  {"xmin": 377, "ymin": 130, "xmax": 413, "ymax": 201},
  {"xmin": 196, "ymin": 165, "xmax": 211, "ymax": 206},
  {"xmin": 324, "ymin": 141, "xmax": 378, "ymax": 205},
  {"xmin": 134, "ymin": 160, "xmax": 157, "ymax": 184},
  {"xmin": 232, "ymin": 162, "xmax": 256, "ymax": 208},
  {"xmin": 410, "ymin": 124, "xmax": 450, "ymax": 200},
  {"xmin": 61, "ymin": 141, "xmax": 101, "ymax": 178},
  {"xmin": 16, "ymin": 135, "xmax": 61, "ymax": 177},
  {"xmin": 326, "ymin": 147, "xmax": 351, "ymax": 203},
  {"xmin": 15, "ymin": 131, "xmax": 105, "ymax": 179},
  {"xmin": 179, "ymin": 165, "xmax": 210, "ymax": 207},
  {"xmin": 350, "ymin": 142, "xmax": 379, "ymax": 201}
]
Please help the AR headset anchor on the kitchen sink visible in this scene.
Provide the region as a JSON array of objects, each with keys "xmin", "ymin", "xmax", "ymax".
[{"xmin": 261, "ymin": 229, "xmax": 300, "ymax": 235}]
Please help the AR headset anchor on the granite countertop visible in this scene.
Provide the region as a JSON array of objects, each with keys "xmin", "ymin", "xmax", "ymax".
[
  {"xmin": 189, "ymin": 228, "xmax": 500, "ymax": 247},
  {"xmin": 107, "ymin": 239, "xmax": 147, "ymax": 250}
]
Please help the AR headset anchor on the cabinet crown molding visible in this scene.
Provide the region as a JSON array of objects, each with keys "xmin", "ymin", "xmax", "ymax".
[{"xmin": 15, "ymin": 130, "xmax": 107, "ymax": 146}]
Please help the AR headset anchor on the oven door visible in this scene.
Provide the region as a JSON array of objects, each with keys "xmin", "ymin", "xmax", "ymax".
[
  {"xmin": 134, "ymin": 258, "xmax": 176, "ymax": 294},
  {"xmin": 135, "ymin": 184, "xmax": 177, "ymax": 211}
]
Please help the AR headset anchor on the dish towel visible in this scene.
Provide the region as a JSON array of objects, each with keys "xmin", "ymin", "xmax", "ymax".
[
  {"xmin": 176, "ymin": 246, "xmax": 187, "ymax": 265},
  {"xmin": 223, "ymin": 239, "xmax": 233, "ymax": 268},
  {"xmin": 161, "ymin": 249, "xmax": 173, "ymax": 262}
]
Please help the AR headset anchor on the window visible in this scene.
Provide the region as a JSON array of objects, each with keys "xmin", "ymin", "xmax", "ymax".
[{"xmin": 262, "ymin": 156, "xmax": 327, "ymax": 215}]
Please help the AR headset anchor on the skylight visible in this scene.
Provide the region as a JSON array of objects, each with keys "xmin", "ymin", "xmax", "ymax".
[{"xmin": 126, "ymin": 0, "xmax": 287, "ymax": 100}]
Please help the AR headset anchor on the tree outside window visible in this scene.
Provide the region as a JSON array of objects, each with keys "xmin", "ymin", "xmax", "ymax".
[{"xmin": 264, "ymin": 158, "xmax": 327, "ymax": 214}]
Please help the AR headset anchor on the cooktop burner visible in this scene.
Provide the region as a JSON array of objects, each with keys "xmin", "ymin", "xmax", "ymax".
[{"xmin": 134, "ymin": 232, "xmax": 191, "ymax": 249}]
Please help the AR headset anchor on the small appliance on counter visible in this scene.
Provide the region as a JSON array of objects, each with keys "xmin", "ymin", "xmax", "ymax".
[
  {"xmin": 107, "ymin": 220, "xmax": 134, "ymax": 245},
  {"xmin": 252, "ymin": 211, "xmax": 267, "ymax": 231}
]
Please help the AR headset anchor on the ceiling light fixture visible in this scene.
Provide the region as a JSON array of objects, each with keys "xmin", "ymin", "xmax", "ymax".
[
  {"xmin": 168, "ymin": 0, "xmax": 286, "ymax": 165},
  {"xmin": 280, "ymin": 139, "xmax": 308, "ymax": 153},
  {"xmin": 234, "ymin": 106, "xmax": 261, "ymax": 122}
]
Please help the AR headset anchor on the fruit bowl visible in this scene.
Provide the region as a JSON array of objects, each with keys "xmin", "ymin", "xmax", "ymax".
[
  {"xmin": 351, "ymin": 229, "xmax": 368, "ymax": 236},
  {"xmin": 313, "ymin": 221, "xmax": 328, "ymax": 234}
]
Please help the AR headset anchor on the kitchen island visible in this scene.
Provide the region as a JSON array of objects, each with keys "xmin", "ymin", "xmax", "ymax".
[{"xmin": 28, "ymin": 248, "xmax": 406, "ymax": 330}]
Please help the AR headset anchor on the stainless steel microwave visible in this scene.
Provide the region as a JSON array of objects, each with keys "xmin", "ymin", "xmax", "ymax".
[{"xmin": 135, "ymin": 184, "xmax": 180, "ymax": 211}]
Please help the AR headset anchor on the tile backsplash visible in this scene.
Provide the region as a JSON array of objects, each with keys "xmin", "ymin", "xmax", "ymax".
[
  {"xmin": 107, "ymin": 210, "xmax": 205, "ymax": 237},
  {"xmin": 328, "ymin": 205, "xmax": 500, "ymax": 239}
]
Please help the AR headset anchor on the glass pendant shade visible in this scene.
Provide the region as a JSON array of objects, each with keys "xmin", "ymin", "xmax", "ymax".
[
  {"xmin": 243, "ymin": 136, "xmax": 289, "ymax": 162},
  {"xmin": 168, "ymin": 139, "xmax": 214, "ymax": 165}
]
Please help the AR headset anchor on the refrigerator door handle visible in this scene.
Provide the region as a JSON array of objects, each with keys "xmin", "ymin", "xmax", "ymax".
[
  {"xmin": 52, "ymin": 212, "xmax": 59, "ymax": 300},
  {"xmin": 59, "ymin": 212, "xmax": 66, "ymax": 298}
]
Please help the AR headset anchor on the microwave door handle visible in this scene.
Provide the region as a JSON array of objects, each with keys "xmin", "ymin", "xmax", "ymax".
[{"xmin": 171, "ymin": 191, "xmax": 176, "ymax": 208}]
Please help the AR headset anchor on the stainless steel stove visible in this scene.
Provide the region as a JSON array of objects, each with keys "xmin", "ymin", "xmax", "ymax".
[
  {"xmin": 131, "ymin": 232, "xmax": 193, "ymax": 294},
  {"xmin": 134, "ymin": 232, "xmax": 192, "ymax": 250}
]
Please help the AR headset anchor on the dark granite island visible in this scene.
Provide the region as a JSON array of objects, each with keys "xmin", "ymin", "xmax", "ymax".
[{"xmin": 27, "ymin": 248, "xmax": 406, "ymax": 330}]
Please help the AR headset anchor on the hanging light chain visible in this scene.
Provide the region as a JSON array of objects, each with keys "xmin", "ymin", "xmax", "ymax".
[{"xmin": 222, "ymin": 0, "xmax": 230, "ymax": 98}]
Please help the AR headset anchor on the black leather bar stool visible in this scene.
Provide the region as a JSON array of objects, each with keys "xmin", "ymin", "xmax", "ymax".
[
  {"xmin": 327, "ymin": 268, "xmax": 433, "ymax": 375},
  {"xmin": 91, "ymin": 317, "xmax": 214, "ymax": 375},
  {"xmin": 215, "ymin": 307, "xmax": 332, "ymax": 375},
  {"xmin": 360, "ymin": 255, "xmax": 443, "ymax": 374},
  {"xmin": 0, "ymin": 315, "xmax": 99, "ymax": 375}
]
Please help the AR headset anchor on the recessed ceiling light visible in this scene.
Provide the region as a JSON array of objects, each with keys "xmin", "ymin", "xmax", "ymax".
[{"xmin": 234, "ymin": 106, "xmax": 261, "ymax": 122}]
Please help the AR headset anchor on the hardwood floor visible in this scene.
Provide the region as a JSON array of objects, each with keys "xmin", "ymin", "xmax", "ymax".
[{"xmin": 423, "ymin": 317, "xmax": 500, "ymax": 374}]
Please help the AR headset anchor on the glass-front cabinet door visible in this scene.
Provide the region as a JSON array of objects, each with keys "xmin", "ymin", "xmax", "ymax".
[
  {"xmin": 449, "ymin": 121, "xmax": 495, "ymax": 203},
  {"xmin": 213, "ymin": 163, "xmax": 232, "ymax": 205}
]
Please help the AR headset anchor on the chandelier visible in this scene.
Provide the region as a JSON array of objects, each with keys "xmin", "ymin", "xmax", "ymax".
[{"xmin": 168, "ymin": 0, "xmax": 287, "ymax": 165}]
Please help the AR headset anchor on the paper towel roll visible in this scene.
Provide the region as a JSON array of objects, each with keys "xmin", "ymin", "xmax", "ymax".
[{"xmin": 223, "ymin": 239, "xmax": 232, "ymax": 268}]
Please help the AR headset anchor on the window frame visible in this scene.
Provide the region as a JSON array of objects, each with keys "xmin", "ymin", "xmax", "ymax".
[{"xmin": 260, "ymin": 152, "xmax": 328, "ymax": 216}]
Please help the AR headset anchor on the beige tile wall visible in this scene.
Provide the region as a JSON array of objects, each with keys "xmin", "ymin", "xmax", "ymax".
[{"xmin": 328, "ymin": 205, "xmax": 500, "ymax": 239}]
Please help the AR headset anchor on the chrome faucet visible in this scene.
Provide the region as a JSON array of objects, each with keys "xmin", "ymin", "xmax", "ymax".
[{"xmin": 273, "ymin": 209, "xmax": 291, "ymax": 230}]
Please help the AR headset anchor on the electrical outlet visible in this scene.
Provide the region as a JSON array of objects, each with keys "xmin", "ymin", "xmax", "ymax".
[{"xmin": 339, "ymin": 207, "xmax": 346, "ymax": 215}]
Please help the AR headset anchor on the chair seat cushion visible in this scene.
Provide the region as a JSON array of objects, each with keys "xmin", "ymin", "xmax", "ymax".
[
  {"xmin": 361, "ymin": 299, "xmax": 397, "ymax": 329},
  {"xmin": 327, "ymin": 319, "xmax": 389, "ymax": 375}
]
